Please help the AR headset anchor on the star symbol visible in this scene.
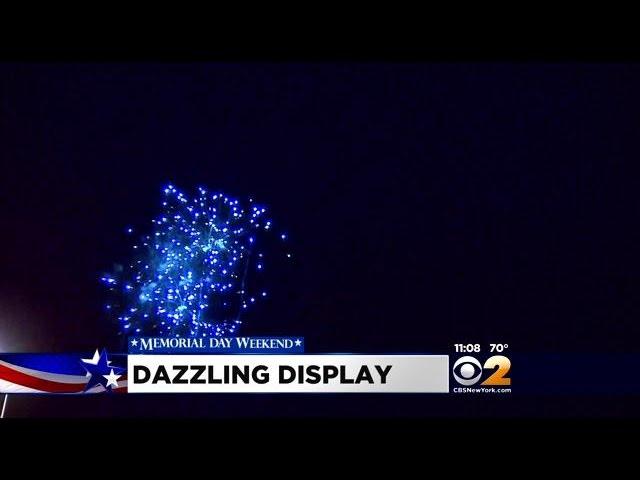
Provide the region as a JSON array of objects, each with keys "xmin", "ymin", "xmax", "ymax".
[
  {"xmin": 131, "ymin": 339, "xmax": 138, "ymax": 347},
  {"xmin": 103, "ymin": 369, "xmax": 121, "ymax": 388},
  {"xmin": 81, "ymin": 349, "xmax": 101, "ymax": 365},
  {"xmin": 294, "ymin": 339, "xmax": 302, "ymax": 347},
  {"xmin": 80, "ymin": 348, "xmax": 125, "ymax": 392},
  {"xmin": 81, "ymin": 349, "xmax": 102, "ymax": 378}
]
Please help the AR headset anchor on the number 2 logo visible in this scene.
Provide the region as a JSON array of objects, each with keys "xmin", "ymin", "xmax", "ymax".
[
  {"xmin": 481, "ymin": 355, "xmax": 511, "ymax": 386},
  {"xmin": 453, "ymin": 355, "xmax": 511, "ymax": 386}
]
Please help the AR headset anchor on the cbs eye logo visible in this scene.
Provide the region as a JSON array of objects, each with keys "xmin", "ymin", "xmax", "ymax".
[{"xmin": 452, "ymin": 355, "xmax": 511, "ymax": 386}]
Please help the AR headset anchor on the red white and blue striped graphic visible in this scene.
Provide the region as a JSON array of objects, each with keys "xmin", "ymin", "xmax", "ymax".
[{"xmin": 0, "ymin": 353, "xmax": 127, "ymax": 394}]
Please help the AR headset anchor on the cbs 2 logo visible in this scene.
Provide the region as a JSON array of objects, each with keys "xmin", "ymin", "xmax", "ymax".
[{"xmin": 452, "ymin": 356, "xmax": 511, "ymax": 386}]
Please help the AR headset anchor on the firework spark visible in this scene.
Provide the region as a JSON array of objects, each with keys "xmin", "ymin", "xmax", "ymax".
[{"xmin": 102, "ymin": 184, "xmax": 289, "ymax": 337}]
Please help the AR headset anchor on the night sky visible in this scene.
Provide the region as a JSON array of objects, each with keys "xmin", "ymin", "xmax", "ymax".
[{"xmin": 1, "ymin": 63, "xmax": 639, "ymax": 416}]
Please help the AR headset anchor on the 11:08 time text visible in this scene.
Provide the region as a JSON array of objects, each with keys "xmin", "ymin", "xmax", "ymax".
[{"xmin": 453, "ymin": 343, "xmax": 509, "ymax": 353}]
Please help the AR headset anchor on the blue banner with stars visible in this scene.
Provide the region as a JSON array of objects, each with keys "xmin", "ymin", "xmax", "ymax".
[{"xmin": 128, "ymin": 336, "xmax": 304, "ymax": 354}]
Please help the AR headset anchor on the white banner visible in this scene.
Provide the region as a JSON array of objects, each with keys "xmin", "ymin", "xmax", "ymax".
[{"xmin": 127, "ymin": 355, "xmax": 449, "ymax": 393}]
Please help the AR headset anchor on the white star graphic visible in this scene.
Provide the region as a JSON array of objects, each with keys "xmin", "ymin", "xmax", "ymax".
[
  {"xmin": 81, "ymin": 349, "xmax": 101, "ymax": 365},
  {"xmin": 80, "ymin": 349, "xmax": 114, "ymax": 377},
  {"xmin": 81, "ymin": 349, "xmax": 100, "ymax": 378},
  {"xmin": 103, "ymin": 369, "xmax": 121, "ymax": 388},
  {"xmin": 131, "ymin": 339, "xmax": 138, "ymax": 347},
  {"xmin": 294, "ymin": 339, "xmax": 302, "ymax": 347}
]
